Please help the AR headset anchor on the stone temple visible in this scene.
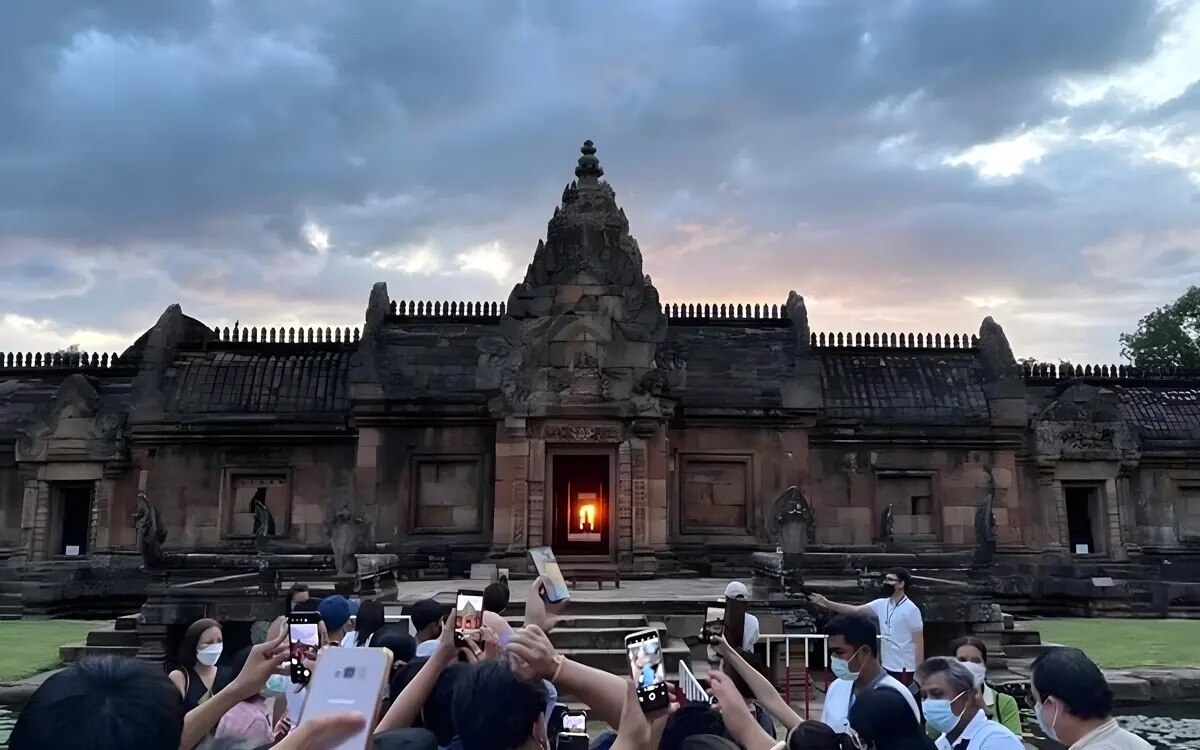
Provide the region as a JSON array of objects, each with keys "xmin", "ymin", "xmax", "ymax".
[{"xmin": 3, "ymin": 141, "xmax": 1200, "ymax": 618}]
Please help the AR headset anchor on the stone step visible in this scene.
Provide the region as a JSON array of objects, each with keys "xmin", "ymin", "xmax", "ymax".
[
  {"xmin": 1003, "ymin": 643, "xmax": 1062, "ymax": 659},
  {"xmin": 507, "ymin": 614, "xmax": 650, "ymax": 630},
  {"xmin": 547, "ymin": 623, "xmax": 667, "ymax": 650},
  {"xmin": 115, "ymin": 614, "xmax": 140, "ymax": 631},
  {"xmin": 0, "ymin": 581, "xmax": 26, "ymax": 595},
  {"xmin": 1001, "ymin": 629, "xmax": 1043, "ymax": 646},
  {"xmin": 59, "ymin": 641, "xmax": 141, "ymax": 664},
  {"xmin": 561, "ymin": 637, "xmax": 691, "ymax": 675},
  {"xmin": 86, "ymin": 627, "xmax": 143, "ymax": 648}
]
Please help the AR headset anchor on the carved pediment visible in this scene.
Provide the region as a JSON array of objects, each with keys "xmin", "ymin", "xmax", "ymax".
[
  {"xmin": 16, "ymin": 374, "xmax": 127, "ymax": 464},
  {"xmin": 1033, "ymin": 383, "xmax": 1140, "ymax": 463}
]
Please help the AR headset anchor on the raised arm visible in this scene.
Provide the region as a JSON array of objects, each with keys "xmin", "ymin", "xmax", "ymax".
[
  {"xmin": 507, "ymin": 625, "xmax": 627, "ymax": 729},
  {"xmin": 375, "ymin": 610, "xmax": 457, "ymax": 734},
  {"xmin": 708, "ymin": 671, "xmax": 781, "ymax": 750},
  {"xmin": 807, "ymin": 593, "xmax": 869, "ymax": 616},
  {"xmin": 715, "ymin": 635, "xmax": 802, "ymax": 729},
  {"xmin": 523, "ymin": 576, "xmax": 568, "ymax": 633},
  {"xmin": 179, "ymin": 631, "xmax": 289, "ymax": 750}
]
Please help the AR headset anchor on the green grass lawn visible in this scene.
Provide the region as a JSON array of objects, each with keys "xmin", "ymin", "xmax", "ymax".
[
  {"xmin": 1032, "ymin": 618, "xmax": 1200, "ymax": 669},
  {"xmin": 0, "ymin": 620, "xmax": 107, "ymax": 682}
]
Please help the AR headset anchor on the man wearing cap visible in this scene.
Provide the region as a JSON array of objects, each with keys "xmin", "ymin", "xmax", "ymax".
[
  {"xmin": 411, "ymin": 599, "xmax": 448, "ymax": 659},
  {"xmin": 724, "ymin": 581, "xmax": 760, "ymax": 650},
  {"xmin": 317, "ymin": 595, "xmax": 356, "ymax": 647}
]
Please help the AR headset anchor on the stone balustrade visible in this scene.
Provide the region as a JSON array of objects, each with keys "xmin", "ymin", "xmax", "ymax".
[
  {"xmin": 0, "ymin": 351, "xmax": 123, "ymax": 370},
  {"xmin": 1022, "ymin": 362, "xmax": 1200, "ymax": 380},
  {"xmin": 810, "ymin": 331, "xmax": 979, "ymax": 349},
  {"xmin": 387, "ymin": 300, "xmax": 507, "ymax": 318},
  {"xmin": 213, "ymin": 325, "xmax": 360, "ymax": 344}
]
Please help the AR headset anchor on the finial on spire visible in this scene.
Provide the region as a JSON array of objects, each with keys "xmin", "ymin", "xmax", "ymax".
[{"xmin": 574, "ymin": 139, "xmax": 604, "ymax": 182}]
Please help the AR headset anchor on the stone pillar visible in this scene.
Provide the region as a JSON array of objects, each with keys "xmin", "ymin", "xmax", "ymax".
[
  {"xmin": 492, "ymin": 417, "xmax": 530, "ymax": 555},
  {"xmin": 617, "ymin": 440, "xmax": 633, "ymax": 565},
  {"xmin": 354, "ymin": 427, "xmax": 382, "ymax": 540},
  {"xmin": 646, "ymin": 426, "xmax": 670, "ymax": 552},
  {"xmin": 20, "ymin": 480, "xmax": 40, "ymax": 561},
  {"xmin": 1037, "ymin": 470, "xmax": 1067, "ymax": 550},
  {"xmin": 1107, "ymin": 477, "xmax": 1127, "ymax": 560}
]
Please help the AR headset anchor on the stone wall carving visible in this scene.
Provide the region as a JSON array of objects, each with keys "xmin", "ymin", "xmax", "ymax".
[
  {"xmin": 542, "ymin": 423, "xmax": 624, "ymax": 443},
  {"xmin": 15, "ymin": 374, "xmax": 127, "ymax": 464},
  {"xmin": 1033, "ymin": 383, "xmax": 1141, "ymax": 464},
  {"xmin": 766, "ymin": 485, "xmax": 816, "ymax": 551}
]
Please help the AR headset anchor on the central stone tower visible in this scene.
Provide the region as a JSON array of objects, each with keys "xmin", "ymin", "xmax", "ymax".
[{"xmin": 477, "ymin": 140, "xmax": 682, "ymax": 418}]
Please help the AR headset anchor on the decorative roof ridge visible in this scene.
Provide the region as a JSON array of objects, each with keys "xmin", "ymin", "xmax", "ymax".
[
  {"xmin": 209, "ymin": 324, "xmax": 360, "ymax": 346},
  {"xmin": 1022, "ymin": 362, "xmax": 1200, "ymax": 382},
  {"xmin": 0, "ymin": 351, "xmax": 126, "ymax": 371}
]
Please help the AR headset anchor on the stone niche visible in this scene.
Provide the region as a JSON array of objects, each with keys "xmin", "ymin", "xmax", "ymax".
[{"xmin": 413, "ymin": 457, "xmax": 483, "ymax": 533}]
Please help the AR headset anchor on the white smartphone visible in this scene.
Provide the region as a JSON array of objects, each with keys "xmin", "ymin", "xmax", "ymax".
[
  {"xmin": 299, "ymin": 646, "xmax": 393, "ymax": 750},
  {"xmin": 625, "ymin": 628, "xmax": 669, "ymax": 712},
  {"xmin": 528, "ymin": 546, "xmax": 570, "ymax": 603}
]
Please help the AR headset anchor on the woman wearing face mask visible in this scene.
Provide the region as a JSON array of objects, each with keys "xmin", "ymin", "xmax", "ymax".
[
  {"xmin": 168, "ymin": 617, "xmax": 224, "ymax": 710},
  {"xmin": 941, "ymin": 638, "xmax": 1020, "ymax": 736}
]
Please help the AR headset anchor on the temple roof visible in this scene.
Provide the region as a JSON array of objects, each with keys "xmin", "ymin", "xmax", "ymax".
[
  {"xmin": 375, "ymin": 322, "xmax": 490, "ymax": 404},
  {"xmin": 1114, "ymin": 385, "xmax": 1200, "ymax": 443},
  {"xmin": 820, "ymin": 351, "xmax": 990, "ymax": 424},
  {"xmin": 662, "ymin": 326, "xmax": 795, "ymax": 408},
  {"xmin": 162, "ymin": 351, "xmax": 351, "ymax": 415},
  {"xmin": 0, "ymin": 375, "xmax": 132, "ymax": 442}
]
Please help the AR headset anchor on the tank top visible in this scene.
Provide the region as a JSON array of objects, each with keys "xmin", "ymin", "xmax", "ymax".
[{"xmin": 183, "ymin": 666, "xmax": 213, "ymax": 711}]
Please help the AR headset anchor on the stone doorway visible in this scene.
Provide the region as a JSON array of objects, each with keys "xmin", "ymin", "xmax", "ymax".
[
  {"xmin": 1064, "ymin": 483, "xmax": 1105, "ymax": 555},
  {"xmin": 549, "ymin": 452, "xmax": 613, "ymax": 557},
  {"xmin": 51, "ymin": 483, "xmax": 93, "ymax": 557}
]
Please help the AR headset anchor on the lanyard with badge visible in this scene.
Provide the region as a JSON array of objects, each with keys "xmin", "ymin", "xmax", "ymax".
[{"xmin": 884, "ymin": 596, "xmax": 907, "ymax": 633}]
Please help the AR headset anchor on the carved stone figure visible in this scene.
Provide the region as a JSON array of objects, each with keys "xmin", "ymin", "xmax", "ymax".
[
  {"xmin": 250, "ymin": 487, "xmax": 276, "ymax": 546},
  {"xmin": 327, "ymin": 502, "xmax": 369, "ymax": 577},
  {"xmin": 767, "ymin": 486, "xmax": 816, "ymax": 555},
  {"xmin": 975, "ymin": 468, "xmax": 998, "ymax": 566},
  {"xmin": 1033, "ymin": 383, "xmax": 1141, "ymax": 465},
  {"xmin": 134, "ymin": 492, "xmax": 168, "ymax": 568},
  {"xmin": 16, "ymin": 374, "xmax": 127, "ymax": 464},
  {"xmin": 877, "ymin": 504, "xmax": 895, "ymax": 549}
]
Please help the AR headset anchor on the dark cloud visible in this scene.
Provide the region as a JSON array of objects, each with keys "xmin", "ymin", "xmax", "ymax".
[{"xmin": 0, "ymin": 0, "xmax": 1197, "ymax": 362}]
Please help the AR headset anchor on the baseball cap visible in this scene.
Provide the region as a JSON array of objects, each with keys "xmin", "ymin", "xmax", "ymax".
[
  {"xmin": 318, "ymin": 595, "xmax": 353, "ymax": 632},
  {"xmin": 409, "ymin": 599, "xmax": 446, "ymax": 632}
]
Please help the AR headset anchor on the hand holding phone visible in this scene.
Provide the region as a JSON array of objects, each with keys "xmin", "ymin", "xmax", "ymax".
[
  {"xmin": 625, "ymin": 629, "xmax": 669, "ymax": 712},
  {"xmin": 528, "ymin": 547, "xmax": 570, "ymax": 603},
  {"xmin": 288, "ymin": 611, "xmax": 322, "ymax": 685},
  {"xmin": 298, "ymin": 647, "xmax": 392, "ymax": 750},
  {"xmin": 455, "ymin": 590, "xmax": 485, "ymax": 647}
]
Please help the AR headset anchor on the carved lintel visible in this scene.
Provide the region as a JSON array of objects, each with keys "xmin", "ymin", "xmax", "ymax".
[{"xmin": 542, "ymin": 423, "xmax": 624, "ymax": 443}]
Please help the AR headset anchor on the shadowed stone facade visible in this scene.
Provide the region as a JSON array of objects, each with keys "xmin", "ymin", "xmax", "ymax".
[{"xmin": 4, "ymin": 142, "xmax": 1200, "ymax": 592}]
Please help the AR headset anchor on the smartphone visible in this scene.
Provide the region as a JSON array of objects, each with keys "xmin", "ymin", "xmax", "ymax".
[
  {"xmin": 299, "ymin": 647, "xmax": 392, "ymax": 750},
  {"xmin": 701, "ymin": 604, "xmax": 725, "ymax": 662},
  {"xmin": 625, "ymin": 628, "xmax": 669, "ymax": 712},
  {"xmin": 288, "ymin": 611, "xmax": 321, "ymax": 685},
  {"xmin": 557, "ymin": 733, "xmax": 590, "ymax": 750},
  {"xmin": 724, "ymin": 597, "xmax": 747, "ymax": 652},
  {"xmin": 561, "ymin": 709, "xmax": 587, "ymax": 734},
  {"xmin": 528, "ymin": 546, "xmax": 570, "ymax": 603},
  {"xmin": 455, "ymin": 589, "xmax": 485, "ymax": 646}
]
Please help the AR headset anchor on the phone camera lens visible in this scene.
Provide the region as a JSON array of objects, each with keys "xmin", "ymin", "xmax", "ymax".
[{"xmin": 344, "ymin": 667, "xmax": 356, "ymax": 679}]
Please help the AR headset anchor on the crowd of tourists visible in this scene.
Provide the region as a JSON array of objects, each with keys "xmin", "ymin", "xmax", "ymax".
[{"xmin": 10, "ymin": 568, "xmax": 1152, "ymax": 750}]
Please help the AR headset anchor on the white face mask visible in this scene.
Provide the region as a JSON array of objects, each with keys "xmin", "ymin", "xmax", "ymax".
[
  {"xmin": 196, "ymin": 643, "xmax": 223, "ymax": 666},
  {"xmin": 962, "ymin": 661, "xmax": 987, "ymax": 687}
]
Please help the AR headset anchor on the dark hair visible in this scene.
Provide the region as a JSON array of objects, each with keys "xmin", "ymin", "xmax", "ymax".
[
  {"xmin": 424, "ymin": 662, "xmax": 469, "ymax": 745},
  {"xmin": 723, "ymin": 649, "xmax": 772, "ymax": 700},
  {"xmin": 787, "ymin": 720, "xmax": 851, "ymax": 750},
  {"xmin": 453, "ymin": 661, "xmax": 548, "ymax": 750},
  {"xmin": 212, "ymin": 646, "xmax": 254, "ymax": 696},
  {"xmin": 355, "ymin": 600, "xmax": 386, "ymax": 647},
  {"xmin": 292, "ymin": 598, "xmax": 321, "ymax": 614},
  {"xmin": 11, "ymin": 656, "xmax": 185, "ymax": 750},
  {"xmin": 410, "ymin": 599, "xmax": 446, "ymax": 632},
  {"xmin": 374, "ymin": 625, "xmax": 417, "ymax": 664},
  {"xmin": 949, "ymin": 636, "xmax": 988, "ymax": 664},
  {"xmin": 176, "ymin": 618, "xmax": 221, "ymax": 669},
  {"xmin": 1031, "ymin": 647, "xmax": 1113, "ymax": 720},
  {"xmin": 483, "ymin": 582, "xmax": 510, "ymax": 614},
  {"xmin": 848, "ymin": 687, "xmax": 934, "ymax": 750},
  {"xmin": 290, "ymin": 584, "xmax": 309, "ymax": 597},
  {"xmin": 661, "ymin": 704, "xmax": 727, "ymax": 750},
  {"xmin": 886, "ymin": 568, "xmax": 913, "ymax": 589},
  {"xmin": 824, "ymin": 613, "xmax": 879, "ymax": 657}
]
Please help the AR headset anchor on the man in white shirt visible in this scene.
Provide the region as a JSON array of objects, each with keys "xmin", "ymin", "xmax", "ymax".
[
  {"xmin": 724, "ymin": 581, "xmax": 760, "ymax": 650},
  {"xmin": 916, "ymin": 657, "xmax": 1023, "ymax": 750},
  {"xmin": 1030, "ymin": 647, "xmax": 1152, "ymax": 750},
  {"xmin": 809, "ymin": 567, "xmax": 924, "ymax": 685},
  {"xmin": 819, "ymin": 612, "xmax": 920, "ymax": 735}
]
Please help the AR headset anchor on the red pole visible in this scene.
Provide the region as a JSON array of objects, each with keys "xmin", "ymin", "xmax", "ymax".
[
  {"xmin": 785, "ymin": 665, "xmax": 792, "ymax": 704},
  {"xmin": 804, "ymin": 667, "xmax": 811, "ymax": 718}
]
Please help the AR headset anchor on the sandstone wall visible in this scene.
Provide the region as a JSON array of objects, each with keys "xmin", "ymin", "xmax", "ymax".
[
  {"xmin": 0, "ymin": 459, "xmax": 23, "ymax": 547},
  {"xmin": 137, "ymin": 441, "xmax": 356, "ymax": 548}
]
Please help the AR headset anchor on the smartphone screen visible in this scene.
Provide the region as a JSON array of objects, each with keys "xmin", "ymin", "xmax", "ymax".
[
  {"xmin": 561, "ymin": 709, "xmax": 587, "ymax": 733},
  {"xmin": 724, "ymin": 597, "xmax": 747, "ymax": 652},
  {"xmin": 528, "ymin": 546, "xmax": 570, "ymax": 603},
  {"xmin": 288, "ymin": 611, "xmax": 321, "ymax": 685},
  {"xmin": 625, "ymin": 629, "xmax": 669, "ymax": 712},
  {"xmin": 455, "ymin": 590, "xmax": 484, "ymax": 645},
  {"xmin": 300, "ymin": 647, "xmax": 392, "ymax": 750}
]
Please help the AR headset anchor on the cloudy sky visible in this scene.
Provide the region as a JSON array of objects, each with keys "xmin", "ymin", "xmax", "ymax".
[{"xmin": 2, "ymin": 0, "xmax": 1198, "ymax": 363}]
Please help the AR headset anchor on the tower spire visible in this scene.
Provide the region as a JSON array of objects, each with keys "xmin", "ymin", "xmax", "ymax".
[{"xmin": 574, "ymin": 139, "xmax": 604, "ymax": 182}]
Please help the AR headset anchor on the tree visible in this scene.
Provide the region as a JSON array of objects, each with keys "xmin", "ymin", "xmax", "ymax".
[{"xmin": 1120, "ymin": 287, "xmax": 1200, "ymax": 367}]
